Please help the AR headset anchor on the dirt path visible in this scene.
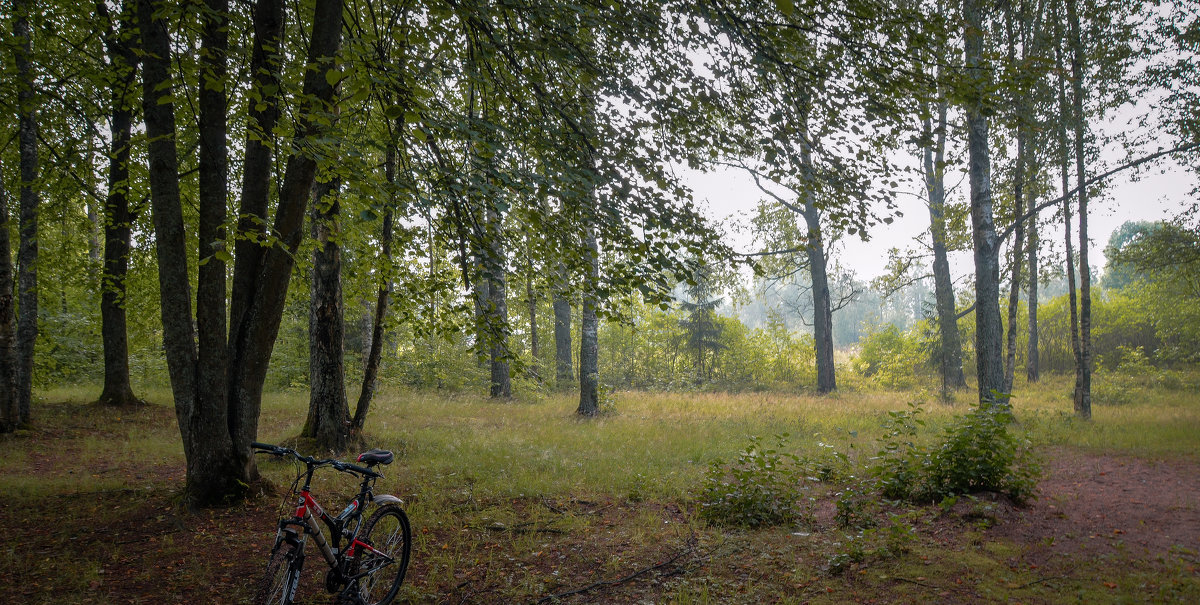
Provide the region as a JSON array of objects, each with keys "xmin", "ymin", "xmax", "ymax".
[{"xmin": 993, "ymin": 447, "xmax": 1200, "ymax": 564}]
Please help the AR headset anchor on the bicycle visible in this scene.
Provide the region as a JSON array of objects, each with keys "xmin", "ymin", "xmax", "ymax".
[{"xmin": 251, "ymin": 442, "xmax": 412, "ymax": 605}]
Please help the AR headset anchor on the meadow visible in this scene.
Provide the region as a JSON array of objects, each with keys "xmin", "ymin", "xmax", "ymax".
[{"xmin": 1, "ymin": 375, "xmax": 1197, "ymax": 603}]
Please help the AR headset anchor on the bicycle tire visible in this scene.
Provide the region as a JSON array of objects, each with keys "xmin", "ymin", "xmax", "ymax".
[
  {"xmin": 254, "ymin": 537, "xmax": 304, "ymax": 605},
  {"xmin": 348, "ymin": 504, "xmax": 411, "ymax": 605}
]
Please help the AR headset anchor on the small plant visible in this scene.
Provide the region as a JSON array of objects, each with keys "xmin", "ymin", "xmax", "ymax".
[
  {"xmin": 834, "ymin": 486, "xmax": 876, "ymax": 529},
  {"xmin": 697, "ymin": 434, "xmax": 812, "ymax": 528}
]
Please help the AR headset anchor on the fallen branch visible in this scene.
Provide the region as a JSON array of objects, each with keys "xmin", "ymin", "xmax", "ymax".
[
  {"xmin": 532, "ymin": 538, "xmax": 696, "ymax": 604},
  {"xmin": 1014, "ymin": 575, "xmax": 1072, "ymax": 589},
  {"xmin": 893, "ymin": 576, "xmax": 940, "ymax": 589}
]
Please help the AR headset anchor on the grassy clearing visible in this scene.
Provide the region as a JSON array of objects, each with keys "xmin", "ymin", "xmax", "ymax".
[{"xmin": 3, "ymin": 375, "xmax": 1197, "ymax": 603}]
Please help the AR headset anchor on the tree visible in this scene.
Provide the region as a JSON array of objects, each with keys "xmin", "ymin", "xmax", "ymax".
[
  {"xmin": 96, "ymin": 0, "xmax": 143, "ymax": 408},
  {"xmin": 0, "ymin": 171, "xmax": 16, "ymax": 432},
  {"xmin": 963, "ymin": 0, "xmax": 1006, "ymax": 402},
  {"xmin": 138, "ymin": 0, "xmax": 344, "ymax": 505},
  {"xmin": 13, "ymin": 0, "xmax": 40, "ymax": 427},
  {"xmin": 305, "ymin": 179, "xmax": 350, "ymax": 452}
]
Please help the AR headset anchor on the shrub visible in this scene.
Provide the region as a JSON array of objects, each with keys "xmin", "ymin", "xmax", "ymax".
[
  {"xmin": 871, "ymin": 400, "xmax": 1040, "ymax": 504},
  {"xmin": 698, "ymin": 434, "xmax": 814, "ymax": 528}
]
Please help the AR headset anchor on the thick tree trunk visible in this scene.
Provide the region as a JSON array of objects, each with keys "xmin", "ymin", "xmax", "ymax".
[
  {"xmin": 14, "ymin": 0, "xmax": 39, "ymax": 426},
  {"xmin": 228, "ymin": 0, "xmax": 284, "ymax": 355},
  {"xmin": 0, "ymin": 174, "xmax": 16, "ymax": 432},
  {"xmin": 227, "ymin": 0, "xmax": 344, "ymax": 474},
  {"xmin": 306, "ymin": 179, "xmax": 350, "ymax": 452},
  {"xmin": 924, "ymin": 99, "xmax": 967, "ymax": 392},
  {"xmin": 139, "ymin": 0, "xmax": 245, "ymax": 506},
  {"xmin": 195, "ymin": 0, "xmax": 233, "ymax": 487},
  {"xmin": 1066, "ymin": 0, "xmax": 1092, "ymax": 419},
  {"xmin": 801, "ymin": 201, "xmax": 835, "ymax": 394},
  {"xmin": 486, "ymin": 203, "xmax": 512, "ymax": 398},
  {"xmin": 577, "ymin": 224, "xmax": 600, "ymax": 416},
  {"xmin": 98, "ymin": 0, "xmax": 142, "ymax": 407},
  {"xmin": 964, "ymin": 0, "xmax": 1005, "ymax": 403},
  {"xmin": 353, "ymin": 140, "xmax": 397, "ymax": 434},
  {"xmin": 553, "ymin": 265, "xmax": 573, "ymax": 389}
]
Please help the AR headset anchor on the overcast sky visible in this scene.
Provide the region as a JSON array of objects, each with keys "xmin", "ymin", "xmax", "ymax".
[{"xmin": 685, "ymin": 151, "xmax": 1198, "ymax": 283}]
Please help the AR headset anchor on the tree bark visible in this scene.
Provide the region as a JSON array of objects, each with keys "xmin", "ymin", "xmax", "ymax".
[
  {"xmin": 1026, "ymin": 160, "xmax": 1041, "ymax": 382},
  {"xmin": 577, "ymin": 223, "xmax": 600, "ymax": 416},
  {"xmin": 486, "ymin": 202, "xmax": 512, "ymax": 398},
  {"xmin": 228, "ymin": 0, "xmax": 285, "ymax": 355},
  {"xmin": 1001, "ymin": 9, "xmax": 1027, "ymax": 395},
  {"xmin": 527, "ymin": 257, "xmax": 539, "ymax": 362},
  {"xmin": 964, "ymin": 0, "xmax": 1005, "ymax": 403},
  {"xmin": 553, "ymin": 265, "xmax": 573, "ymax": 389},
  {"xmin": 98, "ymin": 0, "xmax": 142, "ymax": 408},
  {"xmin": 1066, "ymin": 0, "xmax": 1092, "ymax": 419},
  {"xmin": 1055, "ymin": 29, "xmax": 1083, "ymax": 415},
  {"xmin": 353, "ymin": 138, "xmax": 397, "ymax": 435},
  {"xmin": 14, "ymin": 0, "xmax": 39, "ymax": 426},
  {"xmin": 305, "ymin": 179, "xmax": 349, "ymax": 452},
  {"xmin": 0, "ymin": 172, "xmax": 16, "ymax": 432},
  {"xmin": 226, "ymin": 0, "xmax": 345, "ymax": 475},
  {"xmin": 923, "ymin": 98, "xmax": 967, "ymax": 392},
  {"xmin": 139, "ymin": 0, "xmax": 242, "ymax": 505}
]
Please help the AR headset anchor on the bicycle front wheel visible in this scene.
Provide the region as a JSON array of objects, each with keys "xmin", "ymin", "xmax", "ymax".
[
  {"xmin": 350, "ymin": 504, "xmax": 411, "ymax": 605},
  {"xmin": 254, "ymin": 538, "xmax": 304, "ymax": 605}
]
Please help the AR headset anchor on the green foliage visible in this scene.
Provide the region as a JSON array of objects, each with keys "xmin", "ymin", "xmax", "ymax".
[
  {"xmin": 852, "ymin": 324, "xmax": 928, "ymax": 389},
  {"xmin": 698, "ymin": 434, "xmax": 815, "ymax": 528},
  {"xmin": 34, "ymin": 306, "xmax": 101, "ymax": 387},
  {"xmin": 870, "ymin": 401, "xmax": 1040, "ymax": 504}
]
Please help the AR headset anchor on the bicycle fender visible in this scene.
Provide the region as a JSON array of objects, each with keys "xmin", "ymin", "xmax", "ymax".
[{"xmin": 373, "ymin": 494, "xmax": 404, "ymax": 507}]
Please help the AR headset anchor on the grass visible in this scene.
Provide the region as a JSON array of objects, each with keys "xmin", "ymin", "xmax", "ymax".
[{"xmin": 2, "ymin": 374, "xmax": 1198, "ymax": 603}]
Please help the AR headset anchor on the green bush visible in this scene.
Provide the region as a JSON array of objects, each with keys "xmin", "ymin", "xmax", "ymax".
[
  {"xmin": 871, "ymin": 400, "xmax": 1040, "ymax": 504},
  {"xmin": 698, "ymin": 434, "xmax": 815, "ymax": 528}
]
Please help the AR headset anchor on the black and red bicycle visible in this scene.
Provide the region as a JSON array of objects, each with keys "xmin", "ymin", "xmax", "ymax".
[{"xmin": 251, "ymin": 442, "xmax": 411, "ymax": 605}]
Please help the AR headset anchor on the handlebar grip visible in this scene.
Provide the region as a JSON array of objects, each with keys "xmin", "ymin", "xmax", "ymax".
[{"xmin": 251, "ymin": 441, "xmax": 275, "ymax": 450}]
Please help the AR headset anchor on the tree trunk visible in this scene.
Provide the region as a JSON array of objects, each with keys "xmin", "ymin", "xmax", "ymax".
[
  {"xmin": 14, "ymin": 0, "xmax": 39, "ymax": 426},
  {"xmin": 0, "ymin": 172, "xmax": 17, "ymax": 432},
  {"xmin": 1066, "ymin": 0, "xmax": 1092, "ymax": 419},
  {"xmin": 226, "ymin": 0, "xmax": 344, "ymax": 477},
  {"xmin": 527, "ymin": 258, "xmax": 539, "ymax": 361},
  {"xmin": 553, "ymin": 265, "xmax": 573, "ymax": 389},
  {"xmin": 577, "ymin": 223, "xmax": 600, "ymax": 416},
  {"xmin": 486, "ymin": 202, "xmax": 512, "ymax": 398},
  {"xmin": 353, "ymin": 137, "xmax": 397, "ymax": 435},
  {"xmin": 228, "ymin": 0, "xmax": 284, "ymax": 357},
  {"xmin": 139, "ymin": 0, "xmax": 245, "ymax": 506},
  {"xmin": 97, "ymin": 0, "xmax": 142, "ymax": 408},
  {"xmin": 139, "ymin": 0, "xmax": 343, "ymax": 506},
  {"xmin": 964, "ymin": 0, "xmax": 1005, "ymax": 403},
  {"xmin": 1055, "ymin": 30, "xmax": 1083, "ymax": 414},
  {"xmin": 1026, "ymin": 159, "xmax": 1041, "ymax": 382},
  {"xmin": 924, "ymin": 99, "xmax": 967, "ymax": 392},
  {"xmin": 1002, "ymin": 10, "xmax": 1027, "ymax": 395},
  {"xmin": 306, "ymin": 179, "xmax": 349, "ymax": 452}
]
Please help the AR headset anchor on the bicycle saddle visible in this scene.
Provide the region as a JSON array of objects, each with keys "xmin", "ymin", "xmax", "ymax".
[{"xmin": 356, "ymin": 449, "xmax": 394, "ymax": 466}]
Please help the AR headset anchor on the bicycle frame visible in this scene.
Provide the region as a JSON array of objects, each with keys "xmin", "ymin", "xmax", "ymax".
[{"xmin": 276, "ymin": 462, "xmax": 395, "ymax": 579}]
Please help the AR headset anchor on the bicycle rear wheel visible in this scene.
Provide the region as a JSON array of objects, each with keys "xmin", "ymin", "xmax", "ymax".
[
  {"xmin": 349, "ymin": 504, "xmax": 411, "ymax": 605},
  {"xmin": 254, "ymin": 538, "xmax": 304, "ymax": 605}
]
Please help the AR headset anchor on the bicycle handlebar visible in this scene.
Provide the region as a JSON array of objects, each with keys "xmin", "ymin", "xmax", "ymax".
[{"xmin": 251, "ymin": 442, "xmax": 382, "ymax": 478}]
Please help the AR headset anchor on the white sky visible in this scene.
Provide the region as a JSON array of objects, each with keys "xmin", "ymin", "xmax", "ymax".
[{"xmin": 685, "ymin": 152, "xmax": 1198, "ymax": 283}]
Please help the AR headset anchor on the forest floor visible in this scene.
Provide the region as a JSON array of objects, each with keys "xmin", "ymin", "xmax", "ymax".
[{"xmin": 0, "ymin": 395, "xmax": 1197, "ymax": 604}]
